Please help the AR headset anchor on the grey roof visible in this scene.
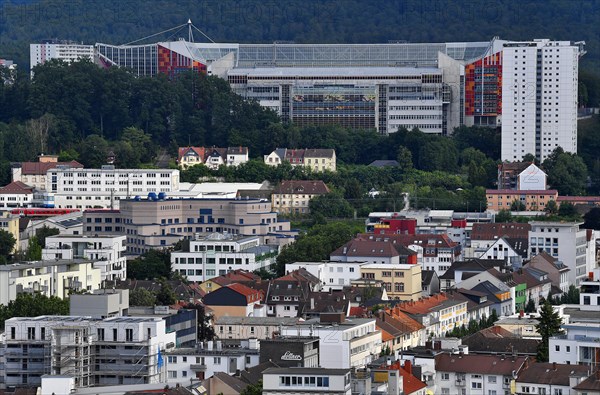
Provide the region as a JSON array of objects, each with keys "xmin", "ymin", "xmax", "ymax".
[
  {"xmin": 0, "ymin": 259, "xmax": 95, "ymax": 272},
  {"xmin": 214, "ymin": 316, "xmax": 302, "ymax": 325},
  {"xmin": 369, "ymin": 160, "xmax": 400, "ymax": 167},
  {"xmin": 229, "ymin": 66, "xmax": 441, "ymax": 78}
]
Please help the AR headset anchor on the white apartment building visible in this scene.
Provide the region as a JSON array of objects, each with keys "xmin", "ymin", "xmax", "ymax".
[
  {"xmin": 0, "ymin": 259, "xmax": 102, "ymax": 306},
  {"xmin": 280, "ymin": 316, "xmax": 381, "ymax": 369},
  {"xmin": 285, "ymin": 261, "xmax": 364, "ymax": 291},
  {"xmin": 2, "ymin": 315, "xmax": 175, "ymax": 390},
  {"xmin": 214, "ymin": 316, "xmax": 303, "ymax": 340},
  {"xmin": 30, "ymin": 41, "xmax": 95, "ymax": 72},
  {"xmin": 262, "ymin": 367, "xmax": 352, "ymax": 395},
  {"xmin": 529, "ymin": 221, "xmax": 594, "ymax": 285},
  {"xmin": 165, "ymin": 340, "xmax": 260, "ymax": 384},
  {"xmin": 171, "ymin": 233, "xmax": 278, "ymax": 282},
  {"xmin": 550, "ymin": 324, "xmax": 600, "ymax": 369},
  {"xmin": 0, "ymin": 181, "xmax": 34, "ymax": 208},
  {"xmin": 42, "ymin": 235, "xmax": 126, "ymax": 281},
  {"xmin": 47, "ymin": 166, "xmax": 180, "ymax": 209},
  {"xmin": 501, "ymin": 40, "xmax": 582, "ymax": 162}
]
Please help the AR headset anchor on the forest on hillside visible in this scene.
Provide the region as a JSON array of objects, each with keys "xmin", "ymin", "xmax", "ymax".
[{"xmin": 0, "ymin": 0, "xmax": 599, "ymax": 75}]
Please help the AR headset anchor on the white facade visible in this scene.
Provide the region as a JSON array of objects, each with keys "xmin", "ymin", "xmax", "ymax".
[
  {"xmin": 436, "ymin": 369, "xmax": 515, "ymax": 395},
  {"xmin": 517, "ymin": 163, "xmax": 547, "ymax": 190},
  {"xmin": 262, "ymin": 368, "xmax": 352, "ymax": 395},
  {"xmin": 549, "ymin": 324, "xmax": 600, "ymax": 368},
  {"xmin": 42, "ymin": 235, "xmax": 127, "ymax": 281},
  {"xmin": 48, "ymin": 167, "xmax": 180, "ymax": 209},
  {"xmin": 171, "ymin": 234, "xmax": 278, "ymax": 282},
  {"xmin": 30, "ymin": 42, "xmax": 95, "ymax": 72},
  {"xmin": 529, "ymin": 222, "xmax": 592, "ymax": 285},
  {"xmin": 2, "ymin": 315, "xmax": 175, "ymax": 389},
  {"xmin": 0, "ymin": 260, "xmax": 102, "ymax": 306},
  {"xmin": 285, "ymin": 261, "xmax": 364, "ymax": 291},
  {"xmin": 501, "ymin": 40, "xmax": 581, "ymax": 162},
  {"xmin": 0, "ymin": 189, "xmax": 34, "ymax": 208},
  {"xmin": 477, "ymin": 238, "xmax": 524, "ymax": 267},
  {"xmin": 165, "ymin": 340, "xmax": 260, "ymax": 385},
  {"xmin": 280, "ymin": 318, "xmax": 381, "ymax": 369}
]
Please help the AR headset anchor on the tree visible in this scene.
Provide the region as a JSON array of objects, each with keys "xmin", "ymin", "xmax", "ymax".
[
  {"xmin": 0, "ymin": 229, "xmax": 16, "ymax": 258},
  {"xmin": 129, "ymin": 288, "xmax": 156, "ymax": 306},
  {"xmin": 0, "ymin": 293, "xmax": 69, "ymax": 330},
  {"xmin": 396, "ymin": 146, "xmax": 413, "ymax": 172},
  {"xmin": 558, "ymin": 201, "xmax": 578, "ymax": 218},
  {"xmin": 542, "ymin": 147, "xmax": 588, "ymax": 196},
  {"xmin": 309, "ymin": 192, "xmax": 354, "ymax": 219},
  {"xmin": 241, "ymin": 381, "xmax": 263, "ymax": 395},
  {"xmin": 495, "ymin": 209, "xmax": 513, "ymax": 223},
  {"xmin": 535, "ymin": 299, "xmax": 564, "ymax": 362},
  {"xmin": 524, "ymin": 298, "xmax": 536, "ymax": 313},
  {"xmin": 127, "ymin": 249, "xmax": 172, "ymax": 280},
  {"xmin": 183, "ymin": 303, "xmax": 215, "ymax": 341},
  {"xmin": 26, "ymin": 236, "xmax": 42, "ymax": 260},
  {"xmin": 510, "ymin": 200, "xmax": 526, "ymax": 211},
  {"xmin": 155, "ymin": 279, "xmax": 177, "ymax": 306},
  {"xmin": 545, "ymin": 200, "xmax": 558, "ymax": 215},
  {"xmin": 583, "ymin": 207, "xmax": 600, "ymax": 230},
  {"xmin": 487, "ymin": 309, "xmax": 499, "ymax": 326}
]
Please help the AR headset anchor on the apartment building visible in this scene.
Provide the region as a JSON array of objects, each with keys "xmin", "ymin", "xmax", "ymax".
[
  {"xmin": 11, "ymin": 156, "xmax": 84, "ymax": 191},
  {"xmin": 525, "ymin": 252, "xmax": 570, "ymax": 293},
  {"xmin": 501, "ymin": 40, "xmax": 581, "ymax": 162},
  {"xmin": 529, "ymin": 221, "xmax": 594, "ymax": 285},
  {"xmin": 48, "ymin": 166, "xmax": 180, "ymax": 209},
  {"xmin": 264, "ymin": 148, "xmax": 337, "ymax": 172},
  {"xmin": 42, "ymin": 235, "xmax": 126, "ymax": 281},
  {"xmin": 172, "ymin": 233, "xmax": 277, "ymax": 282},
  {"xmin": 468, "ymin": 222, "xmax": 530, "ymax": 259},
  {"xmin": 395, "ymin": 294, "xmax": 468, "ymax": 338},
  {"xmin": 177, "ymin": 146, "xmax": 249, "ymax": 169},
  {"xmin": 214, "ymin": 316, "xmax": 303, "ymax": 340},
  {"xmin": 30, "ymin": 41, "xmax": 95, "ymax": 72},
  {"xmin": 82, "ymin": 197, "xmax": 293, "ymax": 255},
  {"xmin": 280, "ymin": 314, "xmax": 382, "ymax": 369},
  {"xmin": 2, "ymin": 315, "xmax": 175, "ymax": 390},
  {"xmin": 271, "ymin": 180, "xmax": 330, "ymax": 215},
  {"xmin": 434, "ymin": 353, "xmax": 527, "ymax": 395},
  {"xmin": 515, "ymin": 362, "xmax": 591, "ymax": 395},
  {"xmin": 0, "ymin": 211, "xmax": 20, "ymax": 253},
  {"xmin": 262, "ymin": 367, "xmax": 351, "ymax": 395},
  {"xmin": 360, "ymin": 264, "xmax": 422, "ymax": 301},
  {"xmin": 165, "ymin": 340, "xmax": 260, "ymax": 384},
  {"xmin": 497, "ymin": 162, "xmax": 547, "ymax": 190},
  {"xmin": 550, "ymin": 323, "xmax": 600, "ymax": 370},
  {"xmin": 0, "ymin": 259, "xmax": 102, "ymax": 306},
  {"xmin": 486, "ymin": 189, "xmax": 558, "ymax": 211}
]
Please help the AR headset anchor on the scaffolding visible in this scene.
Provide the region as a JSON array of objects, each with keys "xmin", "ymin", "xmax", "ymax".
[{"xmin": 51, "ymin": 326, "xmax": 94, "ymax": 388}]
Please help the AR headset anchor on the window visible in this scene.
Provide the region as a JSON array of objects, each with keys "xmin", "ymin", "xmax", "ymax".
[
  {"xmin": 488, "ymin": 376, "xmax": 497, "ymax": 383},
  {"xmin": 126, "ymin": 328, "xmax": 133, "ymax": 341},
  {"xmin": 472, "ymin": 382, "xmax": 482, "ymax": 389},
  {"xmin": 441, "ymin": 373, "xmax": 449, "ymax": 380},
  {"xmin": 27, "ymin": 327, "xmax": 36, "ymax": 340},
  {"xmin": 214, "ymin": 357, "xmax": 221, "ymax": 364},
  {"xmin": 167, "ymin": 371, "xmax": 177, "ymax": 379}
]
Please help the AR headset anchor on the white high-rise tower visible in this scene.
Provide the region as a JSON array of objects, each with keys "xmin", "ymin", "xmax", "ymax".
[{"xmin": 501, "ymin": 39, "xmax": 584, "ymax": 162}]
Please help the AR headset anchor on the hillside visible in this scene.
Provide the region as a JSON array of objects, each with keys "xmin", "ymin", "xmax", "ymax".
[{"xmin": 0, "ymin": 0, "xmax": 598, "ymax": 73}]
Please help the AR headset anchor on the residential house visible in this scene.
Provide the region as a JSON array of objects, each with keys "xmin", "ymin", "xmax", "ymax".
[
  {"xmin": 177, "ymin": 146, "xmax": 249, "ymax": 169},
  {"xmin": 285, "ymin": 261, "xmax": 364, "ymax": 291},
  {"xmin": 461, "ymin": 326, "xmax": 540, "ymax": 357},
  {"xmin": 331, "ymin": 237, "xmax": 418, "ymax": 265},
  {"xmin": 434, "ymin": 353, "xmax": 528, "ymax": 395},
  {"xmin": 439, "ymin": 258, "xmax": 511, "ymax": 292},
  {"xmin": 468, "ymin": 222, "xmax": 530, "ymax": 259},
  {"xmin": 445, "ymin": 288, "xmax": 493, "ymax": 325},
  {"xmin": 573, "ymin": 371, "xmax": 600, "ymax": 395},
  {"xmin": 264, "ymin": 148, "xmax": 337, "ymax": 172},
  {"xmin": 201, "ymin": 283, "xmax": 263, "ymax": 320},
  {"xmin": 271, "ymin": 180, "xmax": 330, "ymax": 215},
  {"xmin": 198, "ymin": 371, "xmax": 249, "ymax": 395},
  {"xmin": 525, "ymin": 252, "xmax": 570, "ymax": 294},
  {"xmin": 550, "ymin": 323, "xmax": 600, "ymax": 368},
  {"xmin": 266, "ymin": 268, "xmax": 321, "ymax": 317},
  {"xmin": 11, "ymin": 156, "xmax": 83, "ymax": 191},
  {"xmin": 262, "ymin": 367, "xmax": 351, "ymax": 395},
  {"xmin": 516, "ymin": 362, "xmax": 591, "ymax": 395},
  {"xmin": 455, "ymin": 268, "xmax": 515, "ymax": 316},
  {"xmin": 477, "ymin": 237, "xmax": 528, "ymax": 269},
  {"xmin": 486, "ymin": 189, "xmax": 558, "ymax": 211},
  {"xmin": 421, "ymin": 270, "xmax": 440, "ymax": 297},
  {"xmin": 377, "ymin": 309, "xmax": 425, "ymax": 351},
  {"xmin": 0, "ymin": 211, "xmax": 20, "ymax": 253},
  {"xmin": 514, "ymin": 268, "xmax": 553, "ymax": 308},
  {"xmin": 198, "ymin": 269, "xmax": 262, "ymax": 295},
  {"xmin": 497, "ymin": 162, "xmax": 547, "ymax": 190},
  {"xmin": 0, "ymin": 181, "xmax": 34, "ymax": 208},
  {"xmin": 495, "ymin": 317, "xmax": 541, "ymax": 338},
  {"xmin": 368, "ymin": 360, "xmax": 428, "ymax": 395}
]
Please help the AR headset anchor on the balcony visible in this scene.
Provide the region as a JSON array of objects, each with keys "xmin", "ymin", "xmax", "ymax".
[{"xmin": 456, "ymin": 379, "xmax": 466, "ymax": 387}]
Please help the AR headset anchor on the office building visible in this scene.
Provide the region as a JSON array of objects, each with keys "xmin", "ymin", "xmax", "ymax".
[
  {"xmin": 83, "ymin": 197, "xmax": 293, "ymax": 255},
  {"xmin": 501, "ymin": 40, "xmax": 583, "ymax": 162},
  {"xmin": 262, "ymin": 367, "xmax": 352, "ymax": 395},
  {"xmin": 30, "ymin": 41, "xmax": 95, "ymax": 73}
]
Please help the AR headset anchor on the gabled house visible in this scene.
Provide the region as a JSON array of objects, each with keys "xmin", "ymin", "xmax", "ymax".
[
  {"xmin": 439, "ymin": 258, "xmax": 510, "ymax": 292},
  {"xmin": 377, "ymin": 309, "xmax": 425, "ymax": 351},
  {"xmin": 177, "ymin": 146, "xmax": 205, "ymax": 169},
  {"xmin": 177, "ymin": 146, "xmax": 249, "ymax": 169},
  {"xmin": 0, "ymin": 181, "xmax": 35, "ymax": 209},
  {"xmin": 395, "ymin": 293, "xmax": 468, "ymax": 338},
  {"xmin": 264, "ymin": 148, "xmax": 336, "ymax": 172},
  {"xmin": 446, "ymin": 288, "xmax": 493, "ymax": 324},
  {"xmin": 525, "ymin": 252, "xmax": 570, "ymax": 294},
  {"xmin": 202, "ymin": 283, "xmax": 263, "ymax": 320},
  {"xmin": 469, "ymin": 222, "xmax": 530, "ymax": 258},
  {"xmin": 497, "ymin": 162, "xmax": 547, "ymax": 191},
  {"xmin": 198, "ymin": 269, "xmax": 262, "ymax": 295},
  {"xmin": 265, "ymin": 268, "xmax": 321, "ymax": 317},
  {"xmin": 461, "ymin": 326, "xmax": 540, "ymax": 356},
  {"xmin": 477, "ymin": 236, "xmax": 528, "ymax": 269},
  {"xmin": 421, "ymin": 270, "xmax": 440, "ymax": 297},
  {"xmin": 271, "ymin": 180, "xmax": 330, "ymax": 215},
  {"xmin": 516, "ymin": 362, "xmax": 591, "ymax": 395}
]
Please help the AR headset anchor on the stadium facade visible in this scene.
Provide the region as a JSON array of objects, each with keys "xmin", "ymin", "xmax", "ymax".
[{"xmin": 94, "ymin": 31, "xmax": 585, "ymax": 161}]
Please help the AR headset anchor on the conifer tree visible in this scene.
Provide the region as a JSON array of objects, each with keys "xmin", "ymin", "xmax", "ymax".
[{"xmin": 535, "ymin": 299, "xmax": 564, "ymax": 362}]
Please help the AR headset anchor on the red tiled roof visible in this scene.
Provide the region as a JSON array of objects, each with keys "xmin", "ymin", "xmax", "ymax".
[
  {"xmin": 377, "ymin": 361, "xmax": 427, "ymax": 395},
  {"xmin": 395, "ymin": 293, "xmax": 449, "ymax": 315},
  {"xmin": 178, "ymin": 146, "xmax": 205, "ymax": 162},
  {"xmin": 224, "ymin": 283, "xmax": 262, "ymax": 304},
  {"xmin": 19, "ymin": 160, "xmax": 83, "ymax": 175},
  {"xmin": 331, "ymin": 239, "xmax": 405, "ymax": 258},
  {"xmin": 0, "ymin": 181, "xmax": 34, "ymax": 194},
  {"xmin": 357, "ymin": 233, "xmax": 460, "ymax": 253},
  {"xmin": 273, "ymin": 180, "xmax": 330, "ymax": 195},
  {"xmin": 486, "ymin": 189, "xmax": 558, "ymax": 195},
  {"xmin": 556, "ymin": 196, "xmax": 600, "ymax": 202},
  {"xmin": 378, "ymin": 326, "xmax": 395, "ymax": 342}
]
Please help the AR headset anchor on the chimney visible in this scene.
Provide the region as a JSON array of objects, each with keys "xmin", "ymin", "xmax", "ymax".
[
  {"xmin": 553, "ymin": 362, "xmax": 557, "ymax": 371},
  {"xmin": 404, "ymin": 360, "xmax": 412, "ymax": 375}
]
